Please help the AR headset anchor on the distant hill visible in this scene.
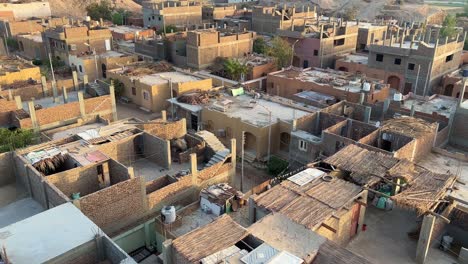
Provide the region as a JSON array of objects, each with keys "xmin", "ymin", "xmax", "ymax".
[{"xmin": 48, "ymin": 0, "xmax": 141, "ymax": 18}]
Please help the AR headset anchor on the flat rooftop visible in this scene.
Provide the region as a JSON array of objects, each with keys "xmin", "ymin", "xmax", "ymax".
[
  {"xmin": 340, "ymin": 54, "xmax": 369, "ymax": 65},
  {"xmin": 388, "ymin": 40, "xmax": 435, "ymax": 50},
  {"xmin": 18, "ymin": 33, "xmax": 43, "ymax": 42},
  {"xmin": 0, "ymin": 197, "xmax": 44, "ymax": 229},
  {"xmin": 134, "ymin": 158, "xmax": 192, "ymax": 182},
  {"xmin": 272, "ymin": 68, "xmax": 365, "ymax": 93},
  {"xmin": 402, "ymin": 95, "xmax": 458, "ymax": 118},
  {"xmin": 0, "ymin": 203, "xmax": 102, "ymax": 263},
  {"xmin": 22, "ymin": 91, "xmax": 80, "ymax": 112},
  {"xmin": 207, "ymin": 94, "xmax": 311, "ymax": 127},
  {"xmin": 109, "ymin": 25, "xmax": 149, "ymax": 34},
  {"xmin": 0, "ymin": 56, "xmax": 36, "ymax": 74},
  {"xmin": 239, "ymin": 54, "xmax": 274, "ymax": 67},
  {"xmin": 138, "ymin": 71, "xmax": 203, "ymax": 86}
]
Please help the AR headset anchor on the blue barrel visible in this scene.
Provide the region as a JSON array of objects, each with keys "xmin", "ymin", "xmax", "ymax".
[{"xmin": 462, "ymin": 69, "xmax": 468, "ymax": 77}]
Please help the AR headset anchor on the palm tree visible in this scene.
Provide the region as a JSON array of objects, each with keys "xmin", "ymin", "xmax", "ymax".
[{"xmin": 224, "ymin": 59, "xmax": 249, "ymax": 82}]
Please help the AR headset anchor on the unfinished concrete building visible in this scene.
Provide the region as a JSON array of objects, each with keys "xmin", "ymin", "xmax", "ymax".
[
  {"xmin": 0, "ymin": 74, "xmax": 116, "ymax": 131},
  {"xmin": 16, "ymin": 33, "xmax": 47, "ymax": 61},
  {"xmin": 440, "ymin": 69, "xmax": 468, "ymax": 99},
  {"xmin": 277, "ymin": 20, "xmax": 359, "ymax": 69},
  {"xmin": 338, "ymin": 30, "xmax": 466, "ymax": 96},
  {"xmin": 355, "ymin": 23, "xmax": 388, "ymax": 51},
  {"xmin": 251, "ymin": 5, "xmax": 317, "ymax": 35},
  {"xmin": 266, "ymin": 68, "xmax": 390, "ymax": 104},
  {"xmin": 186, "ymin": 29, "xmax": 256, "ymax": 69},
  {"xmin": 202, "ymin": 5, "xmax": 237, "ymax": 22},
  {"xmin": 142, "ymin": 0, "xmax": 202, "ymax": 30}
]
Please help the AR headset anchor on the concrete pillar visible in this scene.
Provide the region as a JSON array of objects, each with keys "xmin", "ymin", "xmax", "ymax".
[
  {"xmin": 41, "ymin": 76, "xmax": 48, "ymax": 97},
  {"xmin": 7, "ymin": 88, "xmax": 12, "ymax": 101},
  {"xmin": 230, "ymin": 138, "xmax": 236, "ymax": 184},
  {"xmin": 62, "ymin": 87, "xmax": 68, "ymax": 103},
  {"xmin": 382, "ymin": 98, "xmax": 390, "ymax": 119},
  {"xmin": 95, "ymin": 235, "xmax": 105, "ymax": 261},
  {"xmin": 459, "ymin": 78, "xmax": 467, "ymax": 107},
  {"xmin": 248, "ymin": 195, "xmax": 257, "ymax": 224},
  {"xmin": 410, "ymin": 103, "xmax": 416, "ymax": 116},
  {"xmin": 72, "ymin": 71, "xmax": 79, "ymax": 91},
  {"xmin": 390, "ymin": 35, "xmax": 394, "ymax": 46},
  {"xmin": 162, "ymin": 240, "xmax": 173, "ymax": 264},
  {"xmin": 190, "ymin": 153, "xmax": 198, "ymax": 185},
  {"xmin": 127, "ymin": 166, "xmax": 135, "ymax": 179},
  {"xmin": 144, "ymin": 222, "xmax": 151, "ymax": 248},
  {"xmin": 102, "ymin": 162, "xmax": 110, "ymax": 188},
  {"xmin": 416, "ymin": 214, "xmax": 436, "ymax": 264},
  {"xmin": 78, "ymin": 91, "xmax": 86, "ymax": 118},
  {"xmin": 52, "ymin": 80, "xmax": 59, "ymax": 103},
  {"xmin": 161, "ymin": 110, "xmax": 167, "ymax": 121},
  {"xmin": 83, "ymin": 74, "xmax": 89, "ymax": 89},
  {"xmin": 382, "ymin": 31, "xmax": 387, "ymax": 45},
  {"xmin": 28, "ymin": 101, "xmax": 39, "ymax": 130},
  {"xmin": 359, "ymin": 92, "xmax": 365, "ymax": 104},
  {"xmin": 14, "ymin": 96, "xmax": 22, "ymax": 109},
  {"xmin": 109, "ymin": 83, "xmax": 118, "ymax": 121},
  {"xmin": 445, "ymin": 36, "xmax": 449, "ymax": 44},
  {"xmin": 363, "ymin": 106, "xmax": 371, "ymax": 123},
  {"xmin": 425, "ymin": 29, "xmax": 431, "ymax": 43},
  {"xmin": 399, "ymin": 34, "xmax": 404, "ymax": 48}
]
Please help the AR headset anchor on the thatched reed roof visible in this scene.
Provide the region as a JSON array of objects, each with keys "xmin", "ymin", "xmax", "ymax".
[
  {"xmin": 313, "ymin": 240, "xmax": 373, "ymax": 264},
  {"xmin": 392, "ymin": 170, "xmax": 456, "ymax": 214},
  {"xmin": 254, "ymin": 175, "xmax": 362, "ymax": 230},
  {"xmin": 382, "ymin": 116, "xmax": 436, "ymax": 138},
  {"xmin": 33, "ymin": 153, "xmax": 67, "ymax": 175},
  {"xmin": 324, "ymin": 144, "xmax": 399, "ymax": 186},
  {"xmin": 172, "ymin": 215, "xmax": 248, "ymax": 263}
]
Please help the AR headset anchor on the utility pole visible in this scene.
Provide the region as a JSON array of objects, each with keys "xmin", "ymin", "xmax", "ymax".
[{"xmin": 241, "ymin": 131, "xmax": 245, "ymax": 192}]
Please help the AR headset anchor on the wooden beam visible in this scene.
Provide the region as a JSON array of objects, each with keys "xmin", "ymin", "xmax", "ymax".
[
  {"xmin": 428, "ymin": 211, "xmax": 450, "ymax": 224},
  {"xmin": 321, "ymin": 223, "xmax": 337, "ymax": 233},
  {"xmin": 355, "ymin": 199, "xmax": 367, "ymax": 207}
]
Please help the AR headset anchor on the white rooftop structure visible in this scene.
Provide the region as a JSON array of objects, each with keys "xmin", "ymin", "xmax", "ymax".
[
  {"xmin": 288, "ymin": 168, "xmax": 326, "ymax": 186},
  {"xmin": 0, "ymin": 203, "xmax": 134, "ymax": 263},
  {"xmin": 137, "ymin": 71, "xmax": 202, "ymax": 86}
]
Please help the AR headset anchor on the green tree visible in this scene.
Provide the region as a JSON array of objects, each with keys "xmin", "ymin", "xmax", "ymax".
[
  {"xmin": 223, "ymin": 58, "xmax": 249, "ymax": 81},
  {"xmin": 86, "ymin": 0, "xmax": 113, "ymax": 21},
  {"xmin": 0, "ymin": 129, "xmax": 35, "ymax": 153},
  {"xmin": 112, "ymin": 12, "xmax": 124, "ymax": 25},
  {"xmin": 110, "ymin": 78, "xmax": 124, "ymax": 98},
  {"xmin": 253, "ymin": 37, "xmax": 268, "ymax": 54},
  {"xmin": 440, "ymin": 14, "xmax": 457, "ymax": 38},
  {"xmin": 158, "ymin": 24, "xmax": 178, "ymax": 34},
  {"xmin": 268, "ymin": 36, "xmax": 293, "ymax": 68}
]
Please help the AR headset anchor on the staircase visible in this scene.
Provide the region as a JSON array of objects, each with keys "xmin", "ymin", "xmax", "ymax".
[
  {"xmin": 204, "ymin": 149, "xmax": 230, "ymax": 168},
  {"xmin": 196, "ymin": 131, "xmax": 227, "ymax": 153},
  {"xmin": 86, "ymin": 82, "xmax": 107, "ymax": 96}
]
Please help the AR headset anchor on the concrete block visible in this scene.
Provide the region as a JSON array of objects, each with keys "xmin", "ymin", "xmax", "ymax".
[
  {"xmin": 72, "ymin": 71, "xmax": 79, "ymax": 91},
  {"xmin": 14, "ymin": 96, "xmax": 22, "ymax": 109},
  {"xmin": 62, "ymin": 86, "xmax": 68, "ymax": 103},
  {"xmin": 78, "ymin": 91, "xmax": 86, "ymax": 117},
  {"xmin": 41, "ymin": 76, "xmax": 48, "ymax": 97}
]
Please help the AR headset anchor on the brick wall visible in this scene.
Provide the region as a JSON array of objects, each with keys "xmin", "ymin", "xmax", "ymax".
[
  {"xmin": 46, "ymin": 162, "xmax": 104, "ymax": 197},
  {"xmin": 0, "ymin": 152, "xmax": 14, "ymax": 186},
  {"xmin": 143, "ymin": 133, "xmax": 170, "ymax": 168},
  {"xmin": 26, "ymin": 165, "xmax": 48, "ymax": 208},
  {"xmin": 0, "ymin": 98, "xmax": 16, "ymax": 126},
  {"xmin": 146, "ymin": 175, "xmax": 192, "ymax": 210},
  {"xmin": 44, "ymin": 181, "xmax": 69, "ymax": 208},
  {"xmin": 142, "ymin": 118, "xmax": 187, "ymax": 140},
  {"xmin": 79, "ymin": 177, "xmax": 146, "ymax": 232},
  {"xmin": 96, "ymin": 134, "xmax": 139, "ymax": 166}
]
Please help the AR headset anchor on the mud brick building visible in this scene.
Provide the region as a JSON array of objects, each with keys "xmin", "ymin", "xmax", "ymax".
[
  {"xmin": 143, "ymin": 0, "xmax": 202, "ymax": 30},
  {"xmin": 251, "ymin": 5, "xmax": 317, "ymax": 35},
  {"xmin": 186, "ymin": 29, "xmax": 255, "ymax": 69},
  {"xmin": 108, "ymin": 25, "xmax": 154, "ymax": 41},
  {"xmin": 277, "ymin": 21, "xmax": 359, "ymax": 69},
  {"xmin": 0, "ymin": 17, "xmax": 69, "ymax": 38},
  {"xmin": 202, "ymin": 5, "xmax": 237, "ymax": 22},
  {"xmin": 16, "ymin": 33, "xmax": 47, "ymax": 61},
  {"xmin": 0, "ymin": 56, "xmax": 41, "ymax": 85},
  {"xmin": 107, "ymin": 64, "xmax": 213, "ymax": 112},
  {"xmin": 42, "ymin": 24, "xmax": 113, "ymax": 66}
]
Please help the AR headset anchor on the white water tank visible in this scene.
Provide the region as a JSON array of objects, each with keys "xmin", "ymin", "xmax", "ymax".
[
  {"xmin": 393, "ymin": 92, "xmax": 403, "ymax": 101},
  {"xmin": 85, "ymin": 16, "xmax": 91, "ymax": 22},
  {"xmin": 161, "ymin": 206, "xmax": 176, "ymax": 224},
  {"xmin": 362, "ymin": 82, "xmax": 371, "ymax": 92}
]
